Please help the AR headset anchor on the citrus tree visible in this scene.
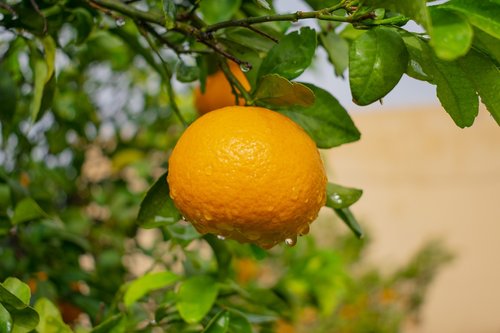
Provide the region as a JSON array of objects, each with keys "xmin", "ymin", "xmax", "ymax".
[{"xmin": 0, "ymin": 0, "xmax": 496, "ymax": 331}]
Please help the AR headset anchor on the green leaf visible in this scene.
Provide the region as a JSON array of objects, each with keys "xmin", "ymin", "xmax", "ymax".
[
  {"xmin": 401, "ymin": 32, "xmax": 433, "ymax": 82},
  {"xmin": 28, "ymin": 44, "xmax": 48, "ymax": 122},
  {"xmin": 34, "ymin": 298, "xmax": 72, "ymax": 333},
  {"xmin": 253, "ymin": 74, "xmax": 315, "ymax": 108},
  {"xmin": 442, "ymin": 0, "xmax": 500, "ymax": 39},
  {"xmin": 163, "ymin": 0, "xmax": 177, "ymax": 30},
  {"xmin": 203, "ymin": 310, "xmax": 230, "ymax": 333},
  {"xmin": 458, "ymin": 50, "xmax": 500, "ymax": 125},
  {"xmin": 253, "ymin": 0, "xmax": 271, "ymax": 10},
  {"xmin": 363, "ymin": 0, "xmax": 431, "ymax": 30},
  {"xmin": 199, "ymin": 0, "xmax": 242, "ymax": 25},
  {"xmin": 404, "ymin": 32, "xmax": 479, "ymax": 127},
  {"xmin": 334, "ymin": 208, "xmax": 363, "ymax": 239},
  {"xmin": 429, "ymin": 54, "xmax": 479, "ymax": 127},
  {"xmin": 228, "ymin": 312, "xmax": 252, "ymax": 333},
  {"xmin": 90, "ymin": 314, "xmax": 124, "ymax": 333},
  {"xmin": 2, "ymin": 279, "xmax": 30, "ymax": 306},
  {"xmin": 73, "ymin": 8, "xmax": 94, "ymax": 44},
  {"xmin": 0, "ymin": 279, "xmax": 38, "ymax": 333},
  {"xmin": 258, "ymin": 27, "xmax": 317, "ymax": 80},
  {"xmin": 124, "ymin": 271, "xmax": 180, "ymax": 308},
  {"xmin": 325, "ymin": 183, "xmax": 363, "ymax": 209},
  {"xmin": 176, "ymin": 276, "xmax": 218, "ymax": 324},
  {"xmin": 176, "ymin": 61, "xmax": 200, "ymax": 83},
  {"xmin": 276, "ymin": 83, "xmax": 360, "ymax": 149},
  {"xmin": 41, "ymin": 36, "xmax": 56, "ymax": 83},
  {"xmin": 250, "ymin": 244, "xmax": 268, "ymax": 260},
  {"xmin": 320, "ymin": 31, "xmax": 349, "ymax": 77},
  {"xmin": 0, "ymin": 303, "xmax": 13, "ymax": 333},
  {"xmin": 166, "ymin": 222, "xmax": 201, "ymax": 246},
  {"xmin": 11, "ymin": 198, "xmax": 48, "ymax": 225},
  {"xmin": 429, "ymin": 7, "xmax": 473, "ymax": 60},
  {"xmin": 0, "ymin": 66, "xmax": 18, "ymax": 122},
  {"xmin": 137, "ymin": 171, "xmax": 181, "ymax": 228},
  {"xmin": 204, "ymin": 235, "xmax": 232, "ymax": 280},
  {"xmin": 349, "ymin": 27, "xmax": 409, "ymax": 105}
]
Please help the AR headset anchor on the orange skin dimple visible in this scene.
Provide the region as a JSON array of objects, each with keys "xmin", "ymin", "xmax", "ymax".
[
  {"xmin": 194, "ymin": 62, "xmax": 251, "ymax": 115},
  {"xmin": 167, "ymin": 106, "xmax": 327, "ymax": 248}
]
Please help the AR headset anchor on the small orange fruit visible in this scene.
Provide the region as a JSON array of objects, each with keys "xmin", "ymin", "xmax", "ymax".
[
  {"xmin": 167, "ymin": 106, "xmax": 327, "ymax": 248},
  {"xmin": 194, "ymin": 62, "xmax": 250, "ymax": 115}
]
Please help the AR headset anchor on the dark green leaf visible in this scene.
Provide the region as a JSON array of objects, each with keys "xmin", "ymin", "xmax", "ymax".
[
  {"xmin": 11, "ymin": 198, "xmax": 48, "ymax": 225},
  {"xmin": 363, "ymin": 0, "xmax": 431, "ymax": 29},
  {"xmin": 276, "ymin": 83, "xmax": 360, "ymax": 149},
  {"xmin": 8, "ymin": 307, "xmax": 39, "ymax": 333},
  {"xmin": 258, "ymin": 27, "xmax": 317, "ymax": 80},
  {"xmin": 163, "ymin": 0, "xmax": 177, "ymax": 30},
  {"xmin": 124, "ymin": 271, "xmax": 180, "ymax": 308},
  {"xmin": 0, "ymin": 66, "xmax": 18, "ymax": 123},
  {"xmin": 325, "ymin": 183, "xmax": 363, "ymax": 209},
  {"xmin": 429, "ymin": 7, "xmax": 473, "ymax": 60},
  {"xmin": 90, "ymin": 314, "xmax": 124, "ymax": 333},
  {"xmin": 203, "ymin": 310, "xmax": 230, "ymax": 333},
  {"xmin": 334, "ymin": 208, "xmax": 363, "ymax": 239},
  {"xmin": 472, "ymin": 28, "xmax": 500, "ymax": 65},
  {"xmin": 73, "ymin": 8, "xmax": 94, "ymax": 44},
  {"xmin": 458, "ymin": 50, "xmax": 500, "ymax": 125},
  {"xmin": 253, "ymin": 74, "xmax": 315, "ymax": 108},
  {"xmin": 0, "ymin": 303, "xmax": 12, "ymax": 333},
  {"xmin": 199, "ymin": 0, "xmax": 242, "ymax": 25},
  {"xmin": 228, "ymin": 312, "xmax": 252, "ymax": 333},
  {"xmin": 34, "ymin": 298, "xmax": 72, "ymax": 333},
  {"xmin": 320, "ymin": 31, "xmax": 349, "ymax": 77},
  {"xmin": 204, "ymin": 235, "xmax": 232, "ymax": 280},
  {"xmin": 442, "ymin": 0, "xmax": 500, "ymax": 39},
  {"xmin": 176, "ymin": 61, "xmax": 200, "ymax": 83},
  {"xmin": 137, "ymin": 171, "xmax": 181, "ymax": 228},
  {"xmin": 349, "ymin": 27, "xmax": 409, "ymax": 105},
  {"xmin": 176, "ymin": 276, "xmax": 218, "ymax": 324}
]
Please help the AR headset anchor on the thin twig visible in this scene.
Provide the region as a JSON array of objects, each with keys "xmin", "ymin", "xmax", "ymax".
[
  {"xmin": 245, "ymin": 24, "xmax": 278, "ymax": 43},
  {"xmin": 203, "ymin": 2, "xmax": 348, "ymax": 33},
  {"xmin": 0, "ymin": 3, "xmax": 17, "ymax": 16}
]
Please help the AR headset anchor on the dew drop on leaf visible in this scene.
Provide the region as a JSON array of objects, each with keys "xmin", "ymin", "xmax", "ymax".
[{"xmin": 217, "ymin": 235, "xmax": 226, "ymax": 240}]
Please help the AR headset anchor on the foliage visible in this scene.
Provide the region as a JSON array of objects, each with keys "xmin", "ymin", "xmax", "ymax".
[{"xmin": 0, "ymin": 0, "xmax": 495, "ymax": 331}]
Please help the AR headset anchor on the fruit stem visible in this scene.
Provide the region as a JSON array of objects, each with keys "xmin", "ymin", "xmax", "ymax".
[{"xmin": 219, "ymin": 60, "xmax": 254, "ymax": 106}]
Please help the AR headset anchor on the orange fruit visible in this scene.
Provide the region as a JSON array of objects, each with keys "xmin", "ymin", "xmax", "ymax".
[
  {"xmin": 167, "ymin": 106, "xmax": 327, "ymax": 249},
  {"xmin": 194, "ymin": 62, "xmax": 250, "ymax": 115}
]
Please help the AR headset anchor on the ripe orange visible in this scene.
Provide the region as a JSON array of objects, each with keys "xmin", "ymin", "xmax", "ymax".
[
  {"xmin": 167, "ymin": 106, "xmax": 327, "ymax": 248},
  {"xmin": 194, "ymin": 62, "xmax": 250, "ymax": 115}
]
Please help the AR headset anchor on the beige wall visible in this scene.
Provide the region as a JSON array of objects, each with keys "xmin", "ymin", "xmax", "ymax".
[{"xmin": 325, "ymin": 106, "xmax": 500, "ymax": 333}]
